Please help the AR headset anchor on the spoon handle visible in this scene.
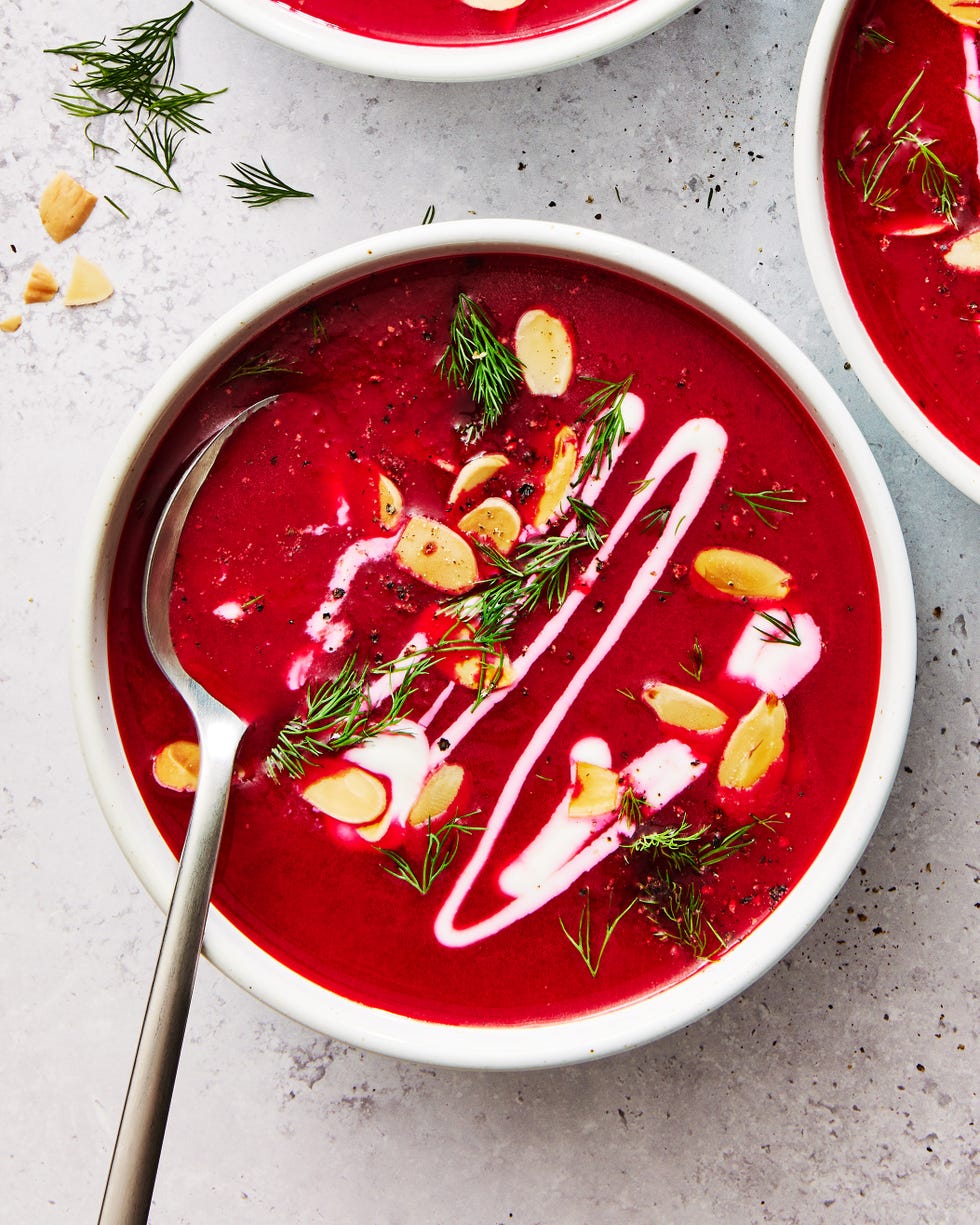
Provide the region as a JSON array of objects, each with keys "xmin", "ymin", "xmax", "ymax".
[{"xmin": 98, "ymin": 707, "xmax": 246, "ymax": 1225}]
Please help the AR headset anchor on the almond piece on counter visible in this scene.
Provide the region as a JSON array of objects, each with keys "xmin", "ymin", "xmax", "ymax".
[
  {"xmin": 693, "ymin": 548, "xmax": 791, "ymax": 601},
  {"xmin": 1, "ymin": 315, "xmax": 22, "ymax": 333},
  {"xmin": 152, "ymin": 740, "xmax": 201, "ymax": 792},
  {"xmin": 63, "ymin": 254, "xmax": 113, "ymax": 307},
  {"xmin": 302, "ymin": 766, "xmax": 388, "ymax": 824},
  {"xmin": 458, "ymin": 496, "xmax": 522, "ymax": 555},
  {"xmin": 394, "ymin": 515, "xmax": 479, "ymax": 593},
  {"xmin": 377, "ymin": 473, "xmax": 404, "ymax": 529},
  {"xmin": 448, "ymin": 452, "xmax": 509, "ymax": 505},
  {"xmin": 407, "ymin": 764, "xmax": 466, "ymax": 827},
  {"xmin": 568, "ymin": 761, "xmax": 620, "ymax": 818},
  {"xmin": 514, "ymin": 308, "xmax": 573, "ymax": 397},
  {"xmin": 643, "ymin": 682, "xmax": 728, "ymax": 732},
  {"xmin": 23, "ymin": 263, "xmax": 59, "ymax": 304},
  {"xmin": 944, "ymin": 230, "xmax": 980, "ymax": 272},
  {"xmin": 38, "ymin": 171, "xmax": 98, "ymax": 243},
  {"xmin": 717, "ymin": 693, "xmax": 787, "ymax": 790},
  {"xmin": 533, "ymin": 424, "xmax": 578, "ymax": 527}
]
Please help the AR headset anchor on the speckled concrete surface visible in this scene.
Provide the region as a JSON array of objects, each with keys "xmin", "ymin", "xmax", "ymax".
[{"xmin": 1, "ymin": 1, "xmax": 977, "ymax": 1221}]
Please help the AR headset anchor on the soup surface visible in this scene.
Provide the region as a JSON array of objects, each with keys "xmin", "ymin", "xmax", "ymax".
[
  {"xmin": 274, "ymin": 0, "xmax": 636, "ymax": 46},
  {"xmin": 825, "ymin": 0, "xmax": 980, "ymax": 465},
  {"xmin": 108, "ymin": 253, "xmax": 881, "ymax": 1025}
]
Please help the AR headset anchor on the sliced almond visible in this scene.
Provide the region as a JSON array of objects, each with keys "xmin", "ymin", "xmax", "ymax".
[
  {"xmin": 394, "ymin": 515, "xmax": 479, "ymax": 593},
  {"xmin": 152, "ymin": 740, "xmax": 201, "ymax": 792},
  {"xmin": 63, "ymin": 254, "xmax": 113, "ymax": 307},
  {"xmin": 643, "ymin": 682, "xmax": 728, "ymax": 732},
  {"xmin": 514, "ymin": 308, "xmax": 574, "ymax": 397},
  {"xmin": 377, "ymin": 473, "xmax": 403, "ymax": 529},
  {"xmin": 355, "ymin": 810, "xmax": 395, "ymax": 844},
  {"xmin": 717, "ymin": 693, "xmax": 787, "ymax": 790},
  {"xmin": 23, "ymin": 263, "xmax": 59, "ymax": 304},
  {"xmin": 448, "ymin": 452, "xmax": 509, "ymax": 505},
  {"xmin": 944, "ymin": 230, "xmax": 980, "ymax": 272},
  {"xmin": 568, "ymin": 761, "xmax": 620, "ymax": 818},
  {"xmin": 927, "ymin": 1, "xmax": 980, "ymax": 28},
  {"xmin": 461, "ymin": 0, "xmax": 525, "ymax": 10},
  {"xmin": 533, "ymin": 425, "xmax": 578, "ymax": 527},
  {"xmin": 302, "ymin": 766, "xmax": 388, "ymax": 824},
  {"xmin": 693, "ymin": 548, "xmax": 791, "ymax": 601},
  {"xmin": 39, "ymin": 171, "xmax": 98, "ymax": 243},
  {"xmin": 0, "ymin": 315, "xmax": 22, "ymax": 333},
  {"xmin": 407, "ymin": 764, "xmax": 466, "ymax": 827},
  {"xmin": 458, "ymin": 496, "xmax": 522, "ymax": 555},
  {"xmin": 453, "ymin": 649, "xmax": 514, "ymax": 692}
]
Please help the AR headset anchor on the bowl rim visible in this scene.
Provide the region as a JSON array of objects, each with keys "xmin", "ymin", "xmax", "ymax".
[
  {"xmin": 198, "ymin": 0, "xmax": 697, "ymax": 81},
  {"xmin": 71, "ymin": 218, "xmax": 916, "ymax": 1069},
  {"xmin": 794, "ymin": 0, "xmax": 980, "ymax": 505}
]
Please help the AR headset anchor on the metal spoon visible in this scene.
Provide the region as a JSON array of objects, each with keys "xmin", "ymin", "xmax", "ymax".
[{"xmin": 99, "ymin": 396, "xmax": 277, "ymax": 1225}]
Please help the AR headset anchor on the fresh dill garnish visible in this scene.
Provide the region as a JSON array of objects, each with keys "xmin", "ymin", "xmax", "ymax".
[
  {"xmin": 732, "ymin": 487, "xmax": 806, "ymax": 528},
  {"xmin": 46, "ymin": 4, "xmax": 225, "ymax": 189},
  {"xmin": 842, "ymin": 70, "xmax": 960, "ymax": 223},
  {"xmin": 308, "ymin": 307, "xmax": 326, "ymax": 343},
  {"xmin": 574, "ymin": 374, "xmax": 634, "ymax": 485},
  {"xmin": 240, "ymin": 594, "xmax": 264, "ymax": 611},
  {"xmin": 639, "ymin": 503, "xmax": 671, "ymax": 534},
  {"xmin": 616, "ymin": 687, "xmax": 637, "ymax": 701},
  {"xmin": 858, "ymin": 25, "xmax": 893, "ymax": 50},
  {"xmin": 755, "ymin": 609, "xmax": 802, "ymax": 647},
  {"xmin": 626, "ymin": 816, "xmax": 757, "ymax": 874},
  {"xmin": 679, "ymin": 635, "xmax": 704, "ymax": 681},
  {"xmin": 617, "ymin": 785, "xmax": 649, "ymax": 829},
  {"xmin": 103, "ymin": 195, "xmax": 128, "ymax": 219},
  {"xmin": 640, "ymin": 874, "xmax": 724, "ymax": 960},
  {"xmin": 222, "ymin": 158, "xmax": 314, "ymax": 208},
  {"xmin": 379, "ymin": 813, "xmax": 484, "ymax": 895},
  {"xmin": 421, "ymin": 204, "xmax": 436, "ymax": 225},
  {"xmin": 373, "ymin": 631, "xmax": 508, "ymax": 709},
  {"xmin": 559, "ymin": 889, "xmax": 636, "ymax": 977},
  {"xmin": 441, "ymin": 529, "xmax": 596, "ymax": 654},
  {"xmin": 436, "ymin": 293, "xmax": 523, "ymax": 445},
  {"xmin": 265, "ymin": 651, "xmax": 433, "ymax": 780},
  {"xmin": 566, "ymin": 496, "xmax": 608, "ymax": 552},
  {"xmin": 222, "ymin": 352, "xmax": 297, "ymax": 383}
]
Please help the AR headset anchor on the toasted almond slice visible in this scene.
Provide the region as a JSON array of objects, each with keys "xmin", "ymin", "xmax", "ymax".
[
  {"xmin": 302, "ymin": 766, "xmax": 388, "ymax": 824},
  {"xmin": 453, "ymin": 649, "xmax": 515, "ymax": 691},
  {"xmin": 23, "ymin": 263, "xmax": 59, "ymax": 304},
  {"xmin": 458, "ymin": 496, "xmax": 522, "ymax": 555},
  {"xmin": 717, "ymin": 693, "xmax": 787, "ymax": 790},
  {"xmin": 944, "ymin": 230, "xmax": 980, "ymax": 272},
  {"xmin": 927, "ymin": 0, "xmax": 980, "ymax": 28},
  {"xmin": 533, "ymin": 424, "xmax": 578, "ymax": 527},
  {"xmin": 152, "ymin": 740, "xmax": 201, "ymax": 792},
  {"xmin": 355, "ymin": 809, "xmax": 396, "ymax": 843},
  {"xmin": 693, "ymin": 548, "xmax": 791, "ymax": 601},
  {"xmin": 39, "ymin": 171, "xmax": 98, "ymax": 243},
  {"xmin": 568, "ymin": 761, "xmax": 620, "ymax": 818},
  {"xmin": 449, "ymin": 452, "xmax": 509, "ymax": 505},
  {"xmin": 407, "ymin": 764, "xmax": 466, "ymax": 827},
  {"xmin": 394, "ymin": 515, "xmax": 479, "ymax": 593},
  {"xmin": 643, "ymin": 682, "xmax": 728, "ymax": 732},
  {"xmin": 461, "ymin": 0, "xmax": 525, "ymax": 9},
  {"xmin": 377, "ymin": 473, "xmax": 403, "ymax": 529},
  {"xmin": 63, "ymin": 254, "xmax": 113, "ymax": 307},
  {"xmin": 514, "ymin": 308, "xmax": 574, "ymax": 397},
  {"xmin": 0, "ymin": 315, "xmax": 22, "ymax": 333}
]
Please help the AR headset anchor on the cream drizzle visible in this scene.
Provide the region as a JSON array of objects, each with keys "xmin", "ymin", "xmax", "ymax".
[
  {"xmin": 433, "ymin": 417, "xmax": 728, "ymax": 949},
  {"xmin": 727, "ymin": 609, "xmax": 822, "ymax": 697},
  {"xmin": 305, "ymin": 535, "xmax": 396, "ymax": 645}
]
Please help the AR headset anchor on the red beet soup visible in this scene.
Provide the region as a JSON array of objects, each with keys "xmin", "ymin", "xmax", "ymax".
[
  {"xmin": 825, "ymin": 0, "xmax": 980, "ymax": 465},
  {"xmin": 108, "ymin": 253, "xmax": 881, "ymax": 1025},
  {"xmin": 277, "ymin": 0, "xmax": 636, "ymax": 47}
]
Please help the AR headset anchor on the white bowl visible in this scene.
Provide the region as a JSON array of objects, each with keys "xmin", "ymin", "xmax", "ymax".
[
  {"xmin": 795, "ymin": 0, "xmax": 980, "ymax": 504},
  {"xmin": 71, "ymin": 219, "xmax": 916, "ymax": 1069},
  {"xmin": 201, "ymin": 0, "xmax": 698, "ymax": 81}
]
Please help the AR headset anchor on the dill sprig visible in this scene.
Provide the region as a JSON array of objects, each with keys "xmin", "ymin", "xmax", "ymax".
[
  {"xmin": 858, "ymin": 25, "xmax": 893, "ymax": 50},
  {"xmin": 639, "ymin": 503, "xmax": 671, "ymax": 534},
  {"xmin": 265, "ymin": 651, "xmax": 433, "ymax": 780},
  {"xmin": 118, "ymin": 119, "xmax": 183, "ymax": 191},
  {"xmin": 626, "ymin": 816, "xmax": 757, "ymax": 874},
  {"xmin": 566, "ymin": 496, "xmax": 608, "ymax": 552},
  {"xmin": 617, "ymin": 785, "xmax": 649, "ymax": 830},
  {"xmin": 755, "ymin": 609, "xmax": 802, "ymax": 647},
  {"xmin": 436, "ymin": 294, "xmax": 523, "ymax": 445},
  {"xmin": 641, "ymin": 874, "xmax": 725, "ymax": 960},
  {"xmin": 574, "ymin": 374, "xmax": 635, "ymax": 485},
  {"xmin": 679, "ymin": 635, "xmax": 704, "ymax": 682},
  {"xmin": 421, "ymin": 204, "xmax": 436, "ymax": 225},
  {"xmin": 379, "ymin": 813, "xmax": 484, "ymax": 895},
  {"xmin": 559, "ymin": 889, "xmax": 636, "ymax": 977},
  {"xmin": 222, "ymin": 352, "xmax": 297, "ymax": 383},
  {"xmin": 222, "ymin": 158, "xmax": 314, "ymax": 208},
  {"xmin": 732, "ymin": 487, "xmax": 806, "ymax": 529}
]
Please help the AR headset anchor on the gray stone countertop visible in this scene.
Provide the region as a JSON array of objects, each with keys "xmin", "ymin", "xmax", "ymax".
[{"xmin": 1, "ymin": 1, "xmax": 977, "ymax": 1221}]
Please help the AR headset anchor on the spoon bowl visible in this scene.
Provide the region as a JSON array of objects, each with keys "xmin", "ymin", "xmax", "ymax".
[{"xmin": 98, "ymin": 396, "xmax": 276, "ymax": 1225}]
